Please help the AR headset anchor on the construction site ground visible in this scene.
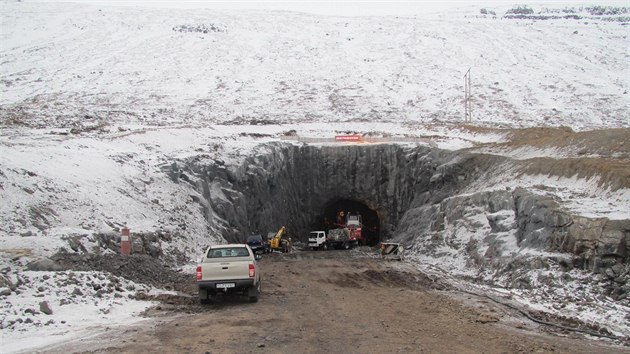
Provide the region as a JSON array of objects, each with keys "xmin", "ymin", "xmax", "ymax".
[{"xmin": 46, "ymin": 250, "xmax": 626, "ymax": 354}]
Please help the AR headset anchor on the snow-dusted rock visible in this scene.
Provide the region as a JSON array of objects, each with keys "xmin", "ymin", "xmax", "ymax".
[
  {"xmin": 39, "ymin": 301, "xmax": 53, "ymax": 315},
  {"xmin": 0, "ymin": 274, "xmax": 16, "ymax": 291},
  {"xmin": 26, "ymin": 258, "xmax": 64, "ymax": 272},
  {"xmin": 486, "ymin": 210, "xmax": 517, "ymax": 233}
]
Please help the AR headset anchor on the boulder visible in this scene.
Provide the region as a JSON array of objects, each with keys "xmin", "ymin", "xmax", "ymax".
[
  {"xmin": 26, "ymin": 258, "xmax": 64, "ymax": 272},
  {"xmin": 25, "ymin": 308, "xmax": 38, "ymax": 314},
  {"xmin": 147, "ymin": 244, "xmax": 163, "ymax": 258},
  {"xmin": 39, "ymin": 301, "xmax": 53, "ymax": 315},
  {"xmin": 0, "ymin": 274, "xmax": 16, "ymax": 291}
]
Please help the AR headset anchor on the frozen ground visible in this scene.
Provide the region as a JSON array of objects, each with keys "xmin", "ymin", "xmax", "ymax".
[
  {"xmin": 1, "ymin": 0, "xmax": 629, "ymax": 352},
  {"xmin": 0, "ymin": 256, "xmax": 161, "ymax": 353},
  {"xmin": 407, "ymin": 257, "xmax": 630, "ymax": 339},
  {"xmin": 407, "ymin": 216, "xmax": 630, "ymax": 339}
]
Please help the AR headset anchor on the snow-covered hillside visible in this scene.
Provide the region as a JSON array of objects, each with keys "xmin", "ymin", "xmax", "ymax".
[
  {"xmin": 1, "ymin": 1, "xmax": 628, "ymax": 130},
  {"xmin": 1, "ymin": 1, "xmax": 629, "ymax": 351}
]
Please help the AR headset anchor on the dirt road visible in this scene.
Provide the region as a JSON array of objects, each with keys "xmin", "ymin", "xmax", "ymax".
[{"xmin": 71, "ymin": 250, "xmax": 625, "ymax": 354}]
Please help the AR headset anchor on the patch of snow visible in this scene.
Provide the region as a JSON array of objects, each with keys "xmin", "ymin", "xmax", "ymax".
[
  {"xmin": 502, "ymin": 266, "xmax": 630, "ymax": 338},
  {"xmin": 0, "ymin": 266, "xmax": 157, "ymax": 353},
  {"xmin": 467, "ymin": 172, "xmax": 630, "ymax": 220},
  {"xmin": 408, "ymin": 254, "xmax": 630, "ymax": 340}
]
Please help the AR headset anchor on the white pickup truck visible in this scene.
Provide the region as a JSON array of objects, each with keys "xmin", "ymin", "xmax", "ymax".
[{"xmin": 196, "ymin": 244, "xmax": 262, "ymax": 303}]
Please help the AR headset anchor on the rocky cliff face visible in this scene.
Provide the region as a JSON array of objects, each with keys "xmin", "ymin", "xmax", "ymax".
[
  {"xmin": 177, "ymin": 143, "xmax": 467, "ymax": 243},
  {"xmin": 398, "ymin": 185, "xmax": 629, "ymax": 300},
  {"xmin": 171, "ymin": 142, "xmax": 628, "ymax": 299}
]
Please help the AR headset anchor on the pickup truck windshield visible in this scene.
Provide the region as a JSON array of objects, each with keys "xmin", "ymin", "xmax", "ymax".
[{"xmin": 206, "ymin": 247, "xmax": 250, "ymax": 258}]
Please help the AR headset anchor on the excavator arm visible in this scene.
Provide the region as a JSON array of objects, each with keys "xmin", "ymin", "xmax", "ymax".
[{"xmin": 270, "ymin": 226, "xmax": 287, "ymax": 250}]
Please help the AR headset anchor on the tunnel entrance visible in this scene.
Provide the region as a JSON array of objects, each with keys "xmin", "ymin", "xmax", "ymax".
[
  {"xmin": 314, "ymin": 199, "xmax": 380, "ymax": 246},
  {"xmin": 193, "ymin": 144, "xmax": 444, "ymax": 245}
]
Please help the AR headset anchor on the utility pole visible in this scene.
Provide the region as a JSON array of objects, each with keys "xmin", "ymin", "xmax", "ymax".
[{"xmin": 463, "ymin": 68, "xmax": 472, "ymax": 122}]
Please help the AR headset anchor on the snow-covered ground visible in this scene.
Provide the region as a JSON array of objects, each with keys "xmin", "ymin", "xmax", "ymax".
[
  {"xmin": 465, "ymin": 170, "xmax": 630, "ymax": 220},
  {"xmin": 406, "ymin": 198, "xmax": 630, "ymax": 338},
  {"xmin": 1, "ymin": 0, "xmax": 629, "ymax": 351},
  {"xmin": 0, "ymin": 122, "xmax": 502, "ymax": 247},
  {"xmin": 407, "ymin": 256, "xmax": 630, "ymax": 338},
  {"xmin": 0, "ymin": 257, "xmax": 163, "ymax": 353},
  {"xmin": 1, "ymin": 1, "xmax": 628, "ymax": 130}
]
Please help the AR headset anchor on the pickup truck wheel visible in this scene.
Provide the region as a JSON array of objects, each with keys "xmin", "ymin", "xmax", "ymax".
[
  {"xmin": 248, "ymin": 281, "xmax": 261, "ymax": 303},
  {"xmin": 199, "ymin": 289, "xmax": 210, "ymax": 305}
]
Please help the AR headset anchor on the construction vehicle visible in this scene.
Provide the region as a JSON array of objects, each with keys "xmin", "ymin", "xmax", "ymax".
[
  {"xmin": 268, "ymin": 226, "xmax": 291, "ymax": 253},
  {"xmin": 308, "ymin": 229, "xmax": 358, "ymax": 250},
  {"xmin": 309, "ymin": 211, "xmax": 364, "ymax": 250},
  {"xmin": 344, "ymin": 213, "xmax": 363, "ymax": 244}
]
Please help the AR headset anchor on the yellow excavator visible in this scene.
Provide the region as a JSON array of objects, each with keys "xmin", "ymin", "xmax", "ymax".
[{"xmin": 268, "ymin": 226, "xmax": 291, "ymax": 253}]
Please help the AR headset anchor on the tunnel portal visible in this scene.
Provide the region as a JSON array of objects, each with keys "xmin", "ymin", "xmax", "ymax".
[
  {"xmin": 314, "ymin": 199, "xmax": 381, "ymax": 246},
  {"xmin": 192, "ymin": 143, "xmax": 447, "ymax": 245}
]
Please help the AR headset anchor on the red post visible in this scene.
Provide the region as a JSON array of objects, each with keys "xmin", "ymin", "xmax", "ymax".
[{"xmin": 121, "ymin": 227, "xmax": 131, "ymax": 256}]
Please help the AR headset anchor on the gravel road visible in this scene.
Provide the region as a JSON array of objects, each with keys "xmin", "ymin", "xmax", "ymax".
[{"xmin": 54, "ymin": 250, "xmax": 626, "ymax": 354}]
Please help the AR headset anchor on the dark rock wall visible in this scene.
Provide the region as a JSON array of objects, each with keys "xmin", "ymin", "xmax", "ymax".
[
  {"xmin": 181, "ymin": 143, "xmax": 480, "ymax": 243},
  {"xmin": 174, "ymin": 143, "xmax": 628, "ymax": 276}
]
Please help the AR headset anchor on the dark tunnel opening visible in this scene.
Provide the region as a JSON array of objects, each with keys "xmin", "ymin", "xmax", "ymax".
[{"xmin": 313, "ymin": 199, "xmax": 381, "ymax": 246}]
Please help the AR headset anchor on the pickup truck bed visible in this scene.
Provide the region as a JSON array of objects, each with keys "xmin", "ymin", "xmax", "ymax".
[{"xmin": 196, "ymin": 244, "xmax": 262, "ymax": 303}]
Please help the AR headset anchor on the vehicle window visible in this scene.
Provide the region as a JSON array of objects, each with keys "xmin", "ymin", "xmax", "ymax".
[
  {"xmin": 247, "ymin": 235, "xmax": 262, "ymax": 242},
  {"xmin": 207, "ymin": 247, "xmax": 250, "ymax": 258}
]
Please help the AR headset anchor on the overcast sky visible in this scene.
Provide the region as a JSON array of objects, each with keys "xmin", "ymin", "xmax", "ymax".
[{"xmin": 26, "ymin": 0, "xmax": 630, "ymax": 16}]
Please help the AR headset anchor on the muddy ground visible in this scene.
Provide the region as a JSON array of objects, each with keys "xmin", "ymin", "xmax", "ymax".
[{"xmin": 44, "ymin": 250, "xmax": 628, "ymax": 354}]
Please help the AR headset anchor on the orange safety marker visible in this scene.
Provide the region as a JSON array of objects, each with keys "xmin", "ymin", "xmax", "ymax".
[{"xmin": 121, "ymin": 227, "xmax": 131, "ymax": 256}]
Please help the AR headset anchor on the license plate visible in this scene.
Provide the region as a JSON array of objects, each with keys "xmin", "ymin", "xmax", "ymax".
[{"xmin": 216, "ymin": 283, "xmax": 235, "ymax": 289}]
